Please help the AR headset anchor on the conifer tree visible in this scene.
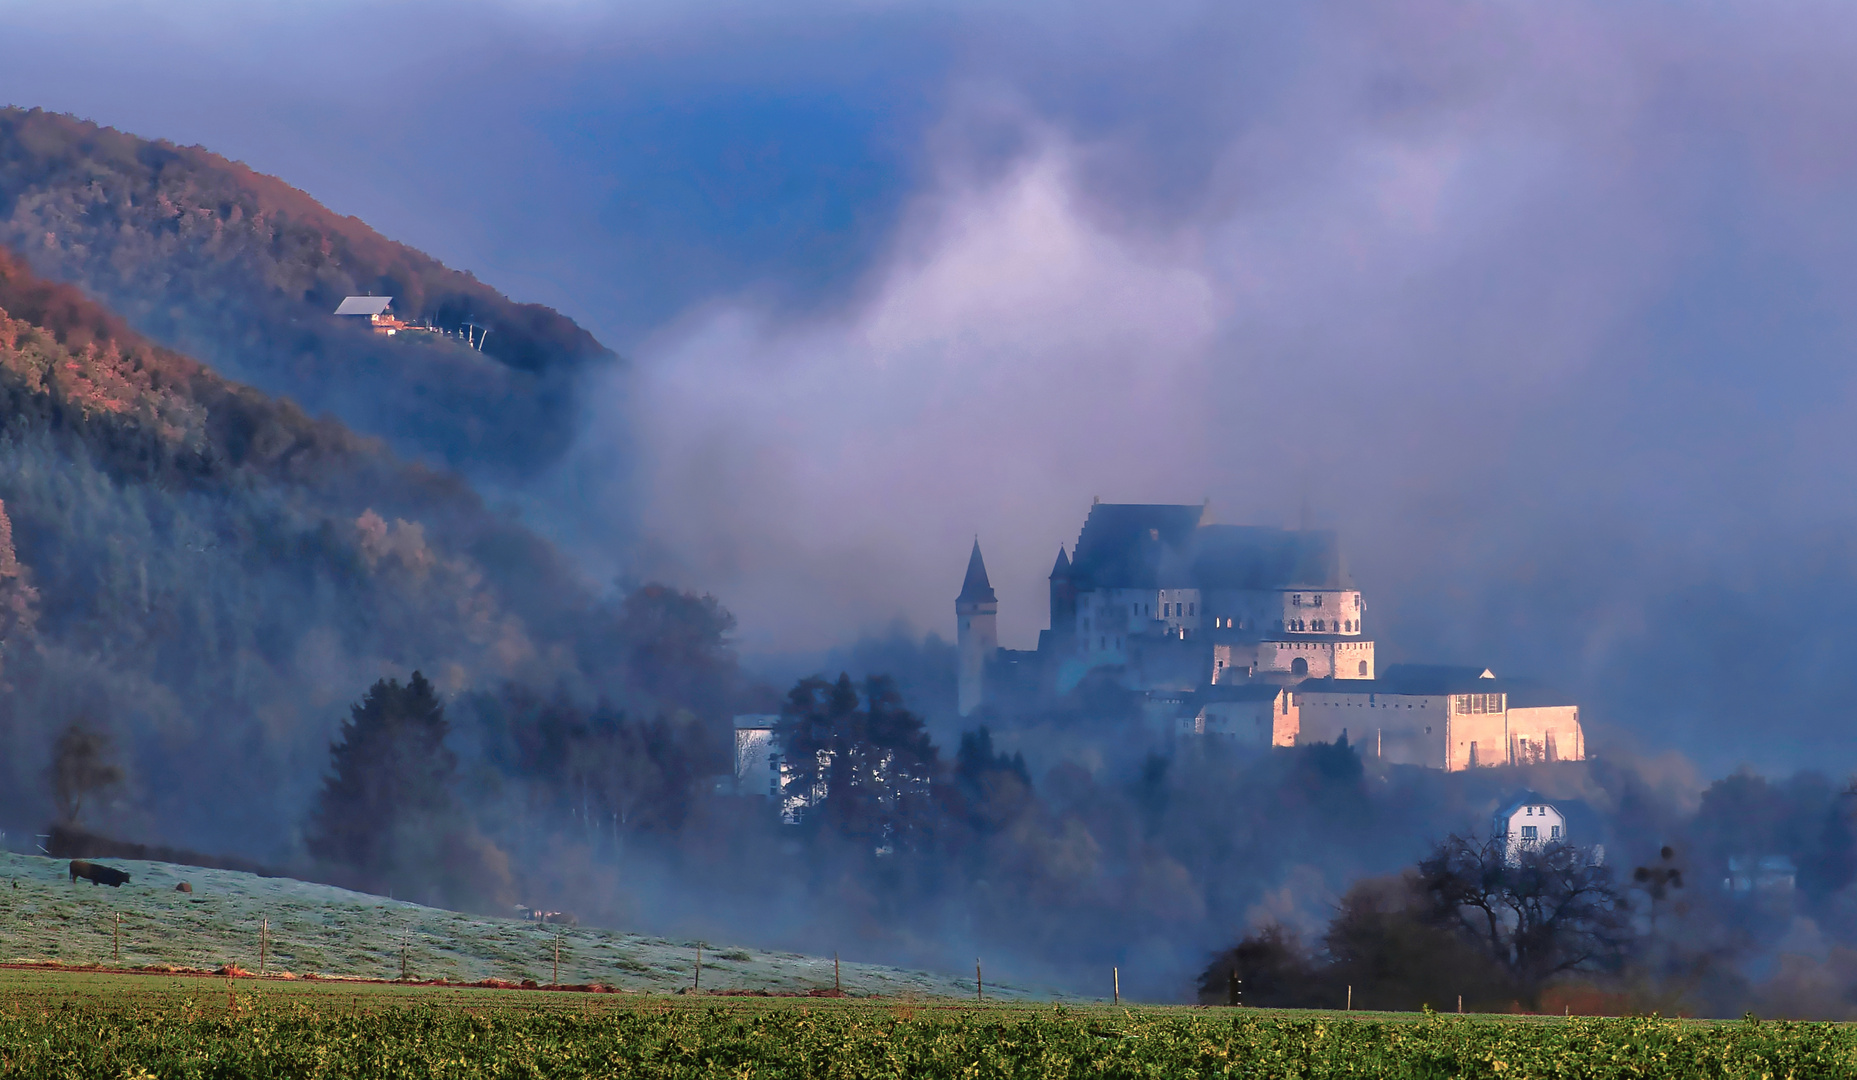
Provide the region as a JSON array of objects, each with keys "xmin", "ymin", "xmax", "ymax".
[
  {"xmin": 776, "ymin": 674, "xmax": 942, "ymax": 851},
  {"xmin": 306, "ymin": 672, "xmax": 456, "ymax": 874}
]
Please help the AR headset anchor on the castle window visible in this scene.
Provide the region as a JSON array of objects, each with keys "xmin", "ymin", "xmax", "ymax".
[
  {"xmin": 1292, "ymin": 594, "xmax": 1302, "ymax": 606},
  {"xmin": 1189, "ymin": 603, "xmax": 1196, "ymax": 616},
  {"xmin": 1313, "ymin": 595, "xmax": 1324, "ymax": 607}
]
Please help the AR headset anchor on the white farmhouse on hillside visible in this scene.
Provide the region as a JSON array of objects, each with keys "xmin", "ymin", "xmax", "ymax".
[{"xmin": 1494, "ymin": 797, "xmax": 1566, "ymax": 860}]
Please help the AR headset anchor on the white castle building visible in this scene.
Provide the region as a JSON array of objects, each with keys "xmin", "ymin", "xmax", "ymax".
[{"xmin": 958, "ymin": 501, "xmax": 1585, "ymax": 772}]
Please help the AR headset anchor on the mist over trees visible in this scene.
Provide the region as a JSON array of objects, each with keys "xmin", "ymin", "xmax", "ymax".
[
  {"xmin": 5, "ymin": 103, "xmax": 1857, "ymax": 1018},
  {"xmin": 0, "ymin": 247, "xmax": 668, "ymax": 856}
]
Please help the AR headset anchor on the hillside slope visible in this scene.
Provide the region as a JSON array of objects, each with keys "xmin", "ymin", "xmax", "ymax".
[
  {"xmin": 0, "ymin": 249, "xmax": 625, "ymax": 859},
  {"xmin": 0, "ymin": 107, "xmax": 615, "ymax": 479},
  {"xmin": 0, "ymin": 852, "xmax": 1027, "ymax": 997}
]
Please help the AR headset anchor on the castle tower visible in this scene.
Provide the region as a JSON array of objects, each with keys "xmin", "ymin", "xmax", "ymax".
[
  {"xmin": 1048, "ymin": 547, "xmax": 1076, "ymax": 653},
  {"xmin": 956, "ymin": 539, "xmax": 999, "ymax": 716}
]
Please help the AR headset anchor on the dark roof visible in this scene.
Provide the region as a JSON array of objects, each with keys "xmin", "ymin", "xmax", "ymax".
[
  {"xmin": 1296, "ymin": 673, "xmax": 1578, "ymax": 707},
  {"xmin": 1194, "ymin": 683, "xmax": 1286, "ymax": 704},
  {"xmin": 957, "ymin": 540, "xmax": 996, "ymax": 604},
  {"xmin": 1294, "ymin": 674, "xmax": 1513, "ymax": 697},
  {"xmin": 1379, "ymin": 664, "xmax": 1495, "ymax": 685},
  {"xmin": 1067, "ymin": 504, "xmax": 1351, "ymax": 592},
  {"xmin": 1049, "ymin": 546, "xmax": 1071, "ymax": 580},
  {"xmin": 1191, "ymin": 525, "xmax": 1351, "ymax": 589},
  {"xmin": 1069, "ymin": 503, "xmax": 1207, "ymax": 589}
]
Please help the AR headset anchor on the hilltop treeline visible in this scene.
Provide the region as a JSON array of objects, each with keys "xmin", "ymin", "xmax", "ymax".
[{"xmin": 0, "ymin": 107, "xmax": 615, "ymax": 478}]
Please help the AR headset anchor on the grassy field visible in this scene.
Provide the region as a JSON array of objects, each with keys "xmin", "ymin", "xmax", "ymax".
[
  {"xmin": 1, "ymin": 969, "xmax": 1854, "ymax": 1078},
  {"xmin": 0, "ymin": 852, "xmax": 1034, "ymax": 998}
]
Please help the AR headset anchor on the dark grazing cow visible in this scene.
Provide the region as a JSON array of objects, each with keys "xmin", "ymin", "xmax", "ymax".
[{"xmin": 69, "ymin": 860, "xmax": 131, "ymax": 887}]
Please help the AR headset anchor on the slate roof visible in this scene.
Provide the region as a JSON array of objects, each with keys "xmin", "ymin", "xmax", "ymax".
[
  {"xmin": 1379, "ymin": 664, "xmax": 1496, "ymax": 690},
  {"xmin": 1191, "ymin": 525, "xmax": 1351, "ymax": 590},
  {"xmin": 1294, "ymin": 674, "xmax": 1505, "ymax": 697},
  {"xmin": 1068, "ymin": 503, "xmax": 1207, "ymax": 589},
  {"xmin": 957, "ymin": 540, "xmax": 996, "ymax": 604},
  {"xmin": 1295, "ymin": 670, "xmax": 1576, "ymax": 704},
  {"xmin": 334, "ymin": 296, "xmax": 394, "ymax": 316},
  {"xmin": 1066, "ymin": 504, "xmax": 1350, "ymax": 592}
]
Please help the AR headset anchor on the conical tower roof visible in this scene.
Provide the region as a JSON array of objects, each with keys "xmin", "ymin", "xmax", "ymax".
[
  {"xmin": 1049, "ymin": 546, "xmax": 1071, "ymax": 580},
  {"xmin": 958, "ymin": 539, "xmax": 997, "ymax": 604}
]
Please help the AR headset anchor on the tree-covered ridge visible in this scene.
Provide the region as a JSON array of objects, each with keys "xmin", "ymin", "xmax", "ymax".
[
  {"xmin": 0, "ymin": 107, "xmax": 616, "ymax": 477},
  {"xmin": 0, "ymin": 248, "xmax": 672, "ymax": 860},
  {"xmin": 0, "ymin": 245, "xmax": 372, "ymax": 485}
]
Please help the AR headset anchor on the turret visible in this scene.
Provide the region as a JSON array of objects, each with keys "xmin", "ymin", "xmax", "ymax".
[
  {"xmin": 956, "ymin": 539, "xmax": 999, "ymax": 716},
  {"xmin": 1048, "ymin": 547, "xmax": 1076, "ymax": 652}
]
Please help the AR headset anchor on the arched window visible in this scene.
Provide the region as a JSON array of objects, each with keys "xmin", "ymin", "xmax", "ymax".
[
  {"xmin": 1291, "ymin": 657, "xmax": 1309, "ymax": 677},
  {"xmin": 1358, "ymin": 661, "xmax": 1368, "ymax": 676}
]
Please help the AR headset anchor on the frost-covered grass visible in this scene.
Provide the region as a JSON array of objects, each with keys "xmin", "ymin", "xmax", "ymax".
[{"xmin": 0, "ymin": 852, "xmax": 1035, "ymax": 998}]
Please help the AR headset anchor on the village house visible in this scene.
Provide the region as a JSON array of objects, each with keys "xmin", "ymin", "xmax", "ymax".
[{"xmin": 333, "ymin": 295, "xmax": 405, "ymax": 334}]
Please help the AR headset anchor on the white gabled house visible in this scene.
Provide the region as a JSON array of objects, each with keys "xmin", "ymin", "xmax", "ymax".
[{"xmin": 1494, "ymin": 796, "xmax": 1567, "ymax": 860}]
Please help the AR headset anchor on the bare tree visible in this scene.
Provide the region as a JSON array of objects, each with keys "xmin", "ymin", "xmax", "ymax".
[
  {"xmin": 1418, "ymin": 833, "xmax": 1630, "ymax": 983},
  {"xmin": 48, "ymin": 721, "xmax": 123, "ymax": 826}
]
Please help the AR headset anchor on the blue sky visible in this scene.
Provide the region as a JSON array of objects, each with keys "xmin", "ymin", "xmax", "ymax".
[{"xmin": 11, "ymin": 0, "xmax": 1857, "ymax": 771}]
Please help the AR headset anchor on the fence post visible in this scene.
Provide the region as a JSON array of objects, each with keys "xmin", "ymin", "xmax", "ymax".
[
  {"xmin": 113, "ymin": 912, "xmax": 120, "ymax": 963},
  {"xmin": 1113, "ymin": 966, "xmax": 1119, "ymax": 1005},
  {"xmin": 693, "ymin": 944, "xmax": 701, "ymax": 992},
  {"xmin": 834, "ymin": 952, "xmax": 841, "ymax": 993},
  {"xmin": 976, "ymin": 959, "xmax": 983, "ymax": 1002},
  {"xmin": 260, "ymin": 917, "xmax": 268, "ymax": 977},
  {"xmin": 555, "ymin": 934, "xmax": 562, "ymax": 987}
]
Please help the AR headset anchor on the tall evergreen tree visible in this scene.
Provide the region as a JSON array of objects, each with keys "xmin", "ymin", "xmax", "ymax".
[
  {"xmin": 306, "ymin": 672, "xmax": 456, "ymax": 874},
  {"xmin": 776, "ymin": 673, "xmax": 942, "ymax": 852}
]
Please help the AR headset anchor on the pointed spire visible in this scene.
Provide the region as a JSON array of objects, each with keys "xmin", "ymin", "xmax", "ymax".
[
  {"xmin": 958, "ymin": 538, "xmax": 997, "ymax": 604},
  {"xmin": 1049, "ymin": 546, "xmax": 1071, "ymax": 580}
]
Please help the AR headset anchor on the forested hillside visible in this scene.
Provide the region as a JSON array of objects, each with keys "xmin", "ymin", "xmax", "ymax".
[
  {"xmin": 0, "ymin": 107, "xmax": 615, "ymax": 479},
  {"xmin": 0, "ymin": 250, "xmax": 729, "ymax": 863}
]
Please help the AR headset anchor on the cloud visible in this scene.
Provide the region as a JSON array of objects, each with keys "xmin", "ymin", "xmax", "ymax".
[
  {"xmin": 621, "ymin": 1, "xmax": 1857, "ymax": 774},
  {"xmin": 631, "ymin": 137, "xmax": 1220, "ymax": 646}
]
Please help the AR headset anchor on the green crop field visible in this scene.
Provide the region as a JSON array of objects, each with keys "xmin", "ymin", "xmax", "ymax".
[{"xmin": 1, "ymin": 969, "xmax": 1854, "ymax": 1079}]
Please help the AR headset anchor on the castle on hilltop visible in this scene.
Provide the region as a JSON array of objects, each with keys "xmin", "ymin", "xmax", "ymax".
[{"xmin": 957, "ymin": 501, "xmax": 1584, "ymax": 772}]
